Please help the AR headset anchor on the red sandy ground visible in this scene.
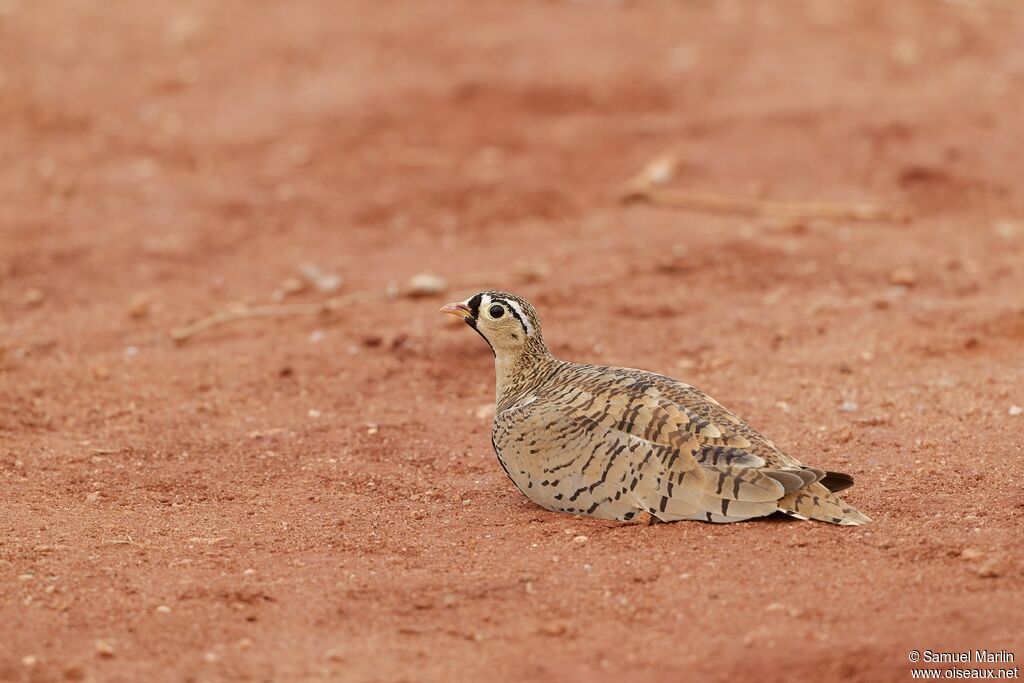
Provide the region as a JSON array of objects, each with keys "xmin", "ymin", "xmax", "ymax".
[{"xmin": 2, "ymin": 1, "xmax": 1023, "ymax": 681}]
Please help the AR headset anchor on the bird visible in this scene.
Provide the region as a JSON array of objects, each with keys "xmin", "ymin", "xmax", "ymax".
[{"xmin": 440, "ymin": 290, "xmax": 870, "ymax": 525}]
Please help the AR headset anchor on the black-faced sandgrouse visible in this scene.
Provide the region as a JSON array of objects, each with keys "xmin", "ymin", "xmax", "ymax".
[{"xmin": 440, "ymin": 291, "xmax": 869, "ymax": 525}]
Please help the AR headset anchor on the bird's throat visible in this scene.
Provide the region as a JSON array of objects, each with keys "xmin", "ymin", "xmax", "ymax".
[{"xmin": 494, "ymin": 349, "xmax": 553, "ymax": 410}]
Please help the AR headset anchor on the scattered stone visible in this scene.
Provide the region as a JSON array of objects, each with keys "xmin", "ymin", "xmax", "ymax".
[
  {"xmin": 237, "ymin": 638, "xmax": 253, "ymax": 650},
  {"xmin": 94, "ymin": 640, "xmax": 115, "ymax": 658},
  {"xmin": 23, "ymin": 288, "xmax": 45, "ymax": 307},
  {"xmin": 63, "ymin": 665, "xmax": 87, "ymax": 680},
  {"xmin": 406, "ymin": 274, "xmax": 446, "ymax": 297},
  {"xmin": 539, "ymin": 622, "xmax": 568, "ymax": 636},
  {"xmin": 960, "ymin": 547, "xmax": 983, "ymax": 561},
  {"xmin": 325, "ymin": 648, "xmax": 345, "ymax": 662},
  {"xmin": 243, "ymin": 568, "xmax": 256, "ymax": 576},
  {"xmin": 85, "ymin": 491, "xmax": 100, "ymax": 503},
  {"xmin": 299, "ymin": 264, "xmax": 342, "ymax": 293},
  {"xmin": 1009, "ymin": 405, "xmax": 1022, "ymax": 417},
  {"xmin": 888, "ymin": 267, "xmax": 916, "ymax": 287},
  {"xmin": 624, "ymin": 153, "xmax": 680, "ymax": 196},
  {"xmin": 271, "ymin": 277, "xmax": 308, "ymax": 302},
  {"xmin": 634, "ymin": 511, "xmax": 657, "ymax": 526},
  {"xmin": 307, "ymin": 409, "xmax": 321, "ymax": 419},
  {"xmin": 976, "ymin": 560, "xmax": 1001, "ymax": 578},
  {"xmin": 474, "ymin": 403, "xmax": 495, "ymax": 420},
  {"xmin": 840, "ymin": 401, "xmax": 858, "ymax": 413},
  {"xmin": 155, "ymin": 605, "xmax": 171, "ymax": 614},
  {"xmin": 22, "ymin": 655, "xmax": 38, "ymax": 667},
  {"xmin": 572, "ymin": 535, "xmax": 589, "ymax": 545},
  {"xmin": 127, "ymin": 292, "xmax": 152, "ymax": 319},
  {"xmin": 993, "ymin": 221, "xmax": 1020, "ymax": 239}
]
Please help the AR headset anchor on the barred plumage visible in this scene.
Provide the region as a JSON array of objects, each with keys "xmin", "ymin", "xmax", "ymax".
[{"xmin": 441, "ymin": 291, "xmax": 870, "ymax": 525}]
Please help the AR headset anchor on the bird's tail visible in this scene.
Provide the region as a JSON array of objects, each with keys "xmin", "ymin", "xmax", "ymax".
[{"xmin": 777, "ymin": 481, "xmax": 871, "ymax": 525}]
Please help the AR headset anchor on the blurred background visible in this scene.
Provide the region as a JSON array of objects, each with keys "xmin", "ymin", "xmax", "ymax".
[{"xmin": 1, "ymin": 1, "xmax": 1022, "ymax": 681}]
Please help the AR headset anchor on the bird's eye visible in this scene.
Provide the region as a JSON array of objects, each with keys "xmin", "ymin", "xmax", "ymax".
[{"xmin": 488, "ymin": 304, "xmax": 505, "ymax": 319}]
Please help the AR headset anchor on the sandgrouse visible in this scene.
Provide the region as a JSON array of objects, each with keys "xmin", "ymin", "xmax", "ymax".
[{"xmin": 441, "ymin": 291, "xmax": 870, "ymax": 525}]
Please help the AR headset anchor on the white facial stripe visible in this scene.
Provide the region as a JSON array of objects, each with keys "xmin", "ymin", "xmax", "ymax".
[{"xmin": 504, "ymin": 300, "xmax": 532, "ymax": 336}]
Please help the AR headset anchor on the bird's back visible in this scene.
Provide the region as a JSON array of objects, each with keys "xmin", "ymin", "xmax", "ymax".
[{"xmin": 491, "ymin": 360, "xmax": 869, "ymax": 525}]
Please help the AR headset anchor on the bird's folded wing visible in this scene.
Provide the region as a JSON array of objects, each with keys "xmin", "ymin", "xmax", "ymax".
[{"xmin": 519, "ymin": 384, "xmax": 788, "ymax": 521}]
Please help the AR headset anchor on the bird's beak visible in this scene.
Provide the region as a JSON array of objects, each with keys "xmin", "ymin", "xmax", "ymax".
[{"xmin": 439, "ymin": 302, "xmax": 472, "ymax": 320}]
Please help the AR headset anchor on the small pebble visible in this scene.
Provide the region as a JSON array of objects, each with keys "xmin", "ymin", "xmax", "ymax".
[
  {"xmin": 976, "ymin": 561, "xmax": 1001, "ymax": 578},
  {"xmin": 406, "ymin": 274, "xmax": 446, "ymax": 297},
  {"xmin": 572, "ymin": 535, "xmax": 589, "ymax": 545},
  {"xmin": 1009, "ymin": 405, "xmax": 1022, "ymax": 416},
  {"xmin": 539, "ymin": 622, "xmax": 567, "ymax": 636},
  {"xmin": 127, "ymin": 292, "xmax": 152, "ymax": 319},
  {"xmin": 155, "ymin": 605, "xmax": 171, "ymax": 614},
  {"xmin": 840, "ymin": 401, "xmax": 858, "ymax": 413},
  {"xmin": 23, "ymin": 288, "xmax": 45, "ymax": 307},
  {"xmin": 63, "ymin": 665, "xmax": 86, "ymax": 680},
  {"xmin": 299, "ymin": 264, "xmax": 342, "ymax": 293},
  {"xmin": 22, "ymin": 655, "xmax": 38, "ymax": 667},
  {"xmin": 280, "ymin": 277, "xmax": 307, "ymax": 296},
  {"xmin": 889, "ymin": 266, "xmax": 917, "ymax": 287},
  {"xmin": 94, "ymin": 640, "xmax": 115, "ymax": 658},
  {"xmin": 993, "ymin": 221, "xmax": 1020, "ymax": 238}
]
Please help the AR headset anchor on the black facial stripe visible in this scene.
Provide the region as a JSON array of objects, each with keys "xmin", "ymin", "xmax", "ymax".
[
  {"xmin": 490, "ymin": 297, "xmax": 529, "ymax": 336},
  {"xmin": 467, "ymin": 294, "xmax": 483, "ymax": 320},
  {"xmin": 465, "ymin": 317, "xmax": 495, "ymax": 356}
]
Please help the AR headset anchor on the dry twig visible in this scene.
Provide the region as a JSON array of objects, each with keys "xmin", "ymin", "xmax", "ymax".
[
  {"xmin": 101, "ymin": 535, "xmax": 143, "ymax": 547},
  {"xmin": 625, "ymin": 187, "xmax": 909, "ymax": 223},
  {"xmin": 623, "ymin": 154, "xmax": 909, "ymax": 223},
  {"xmin": 170, "ymin": 290, "xmax": 387, "ymax": 344},
  {"xmin": 170, "ymin": 266, "xmax": 548, "ymax": 344}
]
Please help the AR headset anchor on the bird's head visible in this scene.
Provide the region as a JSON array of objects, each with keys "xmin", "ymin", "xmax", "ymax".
[{"xmin": 440, "ymin": 291, "xmax": 547, "ymax": 358}]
